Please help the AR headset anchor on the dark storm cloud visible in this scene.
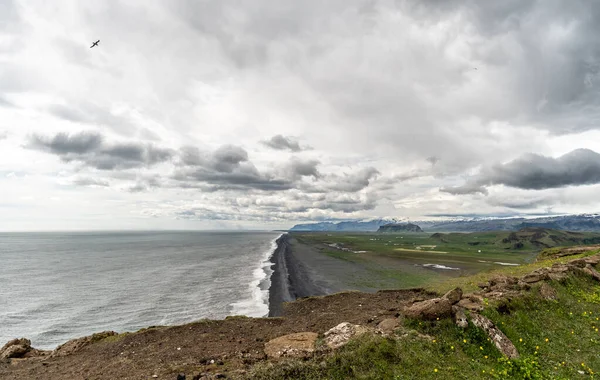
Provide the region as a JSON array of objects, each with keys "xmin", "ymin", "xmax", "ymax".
[
  {"xmin": 28, "ymin": 132, "xmax": 174, "ymax": 170},
  {"xmin": 442, "ymin": 149, "xmax": 600, "ymax": 194},
  {"xmin": 261, "ymin": 135, "xmax": 306, "ymax": 152}
]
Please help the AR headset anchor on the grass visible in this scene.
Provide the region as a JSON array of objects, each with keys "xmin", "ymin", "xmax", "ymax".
[
  {"xmin": 427, "ymin": 249, "xmax": 600, "ymax": 294},
  {"xmin": 249, "ymin": 255, "xmax": 600, "ymax": 379},
  {"xmin": 294, "ymin": 231, "xmax": 600, "ymax": 292}
]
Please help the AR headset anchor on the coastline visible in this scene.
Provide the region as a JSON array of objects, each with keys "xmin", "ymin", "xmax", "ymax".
[{"xmin": 267, "ymin": 233, "xmax": 329, "ymax": 317}]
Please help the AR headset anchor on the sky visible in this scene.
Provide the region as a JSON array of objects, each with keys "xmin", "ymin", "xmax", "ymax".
[{"xmin": 2, "ymin": 0, "xmax": 600, "ymax": 231}]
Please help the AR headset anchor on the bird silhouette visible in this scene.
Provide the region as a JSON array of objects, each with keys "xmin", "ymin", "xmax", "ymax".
[{"xmin": 90, "ymin": 40, "xmax": 100, "ymax": 48}]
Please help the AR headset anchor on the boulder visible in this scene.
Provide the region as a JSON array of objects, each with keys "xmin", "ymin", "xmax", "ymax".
[
  {"xmin": 405, "ymin": 298, "xmax": 453, "ymax": 320},
  {"xmin": 457, "ymin": 298, "xmax": 484, "ymax": 312},
  {"xmin": 1, "ymin": 338, "xmax": 31, "ymax": 359},
  {"xmin": 377, "ymin": 318, "xmax": 400, "ymax": 335},
  {"xmin": 539, "ymin": 283, "xmax": 557, "ymax": 300},
  {"xmin": 452, "ymin": 306, "xmax": 468, "ymax": 328},
  {"xmin": 488, "ymin": 275, "xmax": 518, "ymax": 292},
  {"xmin": 324, "ymin": 322, "xmax": 371, "ymax": 349},
  {"xmin": 264, "ymin": 332, "xmax": 318, "ymax": 359},
  {"xmin": 521, "ymin": 272, "xmax": 547, "ymax": 284},
  {"xmin": 52, "ymin": 331, "xmax": 118, "ymax": 357},
  {"xmin": 470, "ymin": 313, "xmax": 519, "ymax": 359},
  {"xmin": 442, "ymin": 288, "xmax": 463, "ymax": 305}
]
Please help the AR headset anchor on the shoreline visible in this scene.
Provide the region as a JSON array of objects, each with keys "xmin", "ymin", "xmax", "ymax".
[{"xmin": 267, "ymin": 234, "xmax": 329, "ymax": 316}]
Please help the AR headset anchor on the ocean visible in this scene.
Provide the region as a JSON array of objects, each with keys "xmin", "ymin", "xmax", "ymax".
[{"xmin": 0, "ymin": 231, "xmax": 281, "ymax": 350}]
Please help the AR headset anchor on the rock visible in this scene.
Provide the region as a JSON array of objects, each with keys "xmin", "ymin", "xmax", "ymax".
[
  {"xmin": 570, "ymin": 259, "xmax": 588, "ymax": 268},
  {"xmin": 578, "ymin": 266, "xmax": 600, "ymax": 282},
  {"xmin": 377, "ymin": 318, "xmax": 400, "ymax": 335},
  {"xmin": 0, "ymin": 338, "xmax": 31, "ymax": 359},
  {"xmin": 521, "ymin": 272, "xmax": 547, "ymax": 284},
  {"xmin": 539, "ymin": 283, "xmax": 558, "ymax": 300},
  {"xmin": 452, "ymin": 306, "xmax": 468, "ymax": 328},
  {"xmin": 471, "ymin": 313, "xmax": 519, "ymax": 359},
  {"xmin": 517, "ymin": 280, "xmax": 531, "ymax": 290},
  {"xmin": 405, "ymin": 297, "xmax": 453, "ymax": 320},
  {"xmin": 324, "ymin": 322, "xmax": 371, "ymax": 349},
  {"xmin": 442, "ymin": 287, "xmax": 463, "ymax": 305},
  {"xmin": 489, "ymin": 275, "xmax": 518, "ymax": 291},
  {"xmin": 264, "ymin": 332, "xmax": 318, "ymax": 358},
  {"xmin": 584, "ymin": 255, "xmax": 600, "ymax": 266},
  {"xmin": 177, "ymin": 374, "xmax": 186, "ymax": 380},
  {"xmin": 52, "ymin": 331, "xmax": 118, "ymax": 357},
  {"xmin": 548, "ymin": 272, "xmax": 568, "ymax": 282},
  {"xmin": 457, "ymin": 298, "xmax": 484, "ymax": 312}
]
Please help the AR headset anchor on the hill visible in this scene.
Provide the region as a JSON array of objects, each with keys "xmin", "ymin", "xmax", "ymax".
[
  {"xmin": 430, "ymin": 228, "xmax": 600, "ymax": 251},
  {"xmin": 377, "ymin": 223, "xmax": 423, "ymax": 233}
]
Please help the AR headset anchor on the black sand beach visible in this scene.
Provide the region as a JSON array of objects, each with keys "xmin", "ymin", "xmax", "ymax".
[{"xmin": 267, "ymin": 234, "xmax": 380, "ymax": 316}]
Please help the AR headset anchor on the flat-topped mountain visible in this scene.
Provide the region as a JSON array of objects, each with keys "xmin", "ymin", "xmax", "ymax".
[{"xmin": 377, "ymin": 223, "xmax": 423, "ymax": 233}]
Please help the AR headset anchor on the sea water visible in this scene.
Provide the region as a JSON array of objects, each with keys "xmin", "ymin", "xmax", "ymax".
[{"xmin": 0, "ymin": 231, "xmax": 280, "ymax": 350}]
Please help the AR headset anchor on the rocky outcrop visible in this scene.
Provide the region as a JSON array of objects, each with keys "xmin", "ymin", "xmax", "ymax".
[
  {"xmin": 324, "ymin": 322, "xmax": 371, "ymax": 349},
  {"xmin": 264, "ymin": 332, "xmax": 318, "ymax": 359},
  {"xmin": 1, "ymin": 339, "xmax": 31, "ymax": 359},
  {"xmin": 405, "ymin": 287, "xmax": 462, "ymax": 320},
  {"xmin": 470, "ymin": 313, "xmax": 519, "ymax": 359},
  {"xmin": 52, "ymin": 331, "xmax": 118, "ymax": 357}
]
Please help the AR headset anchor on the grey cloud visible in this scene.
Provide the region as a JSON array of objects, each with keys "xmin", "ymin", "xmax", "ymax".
[
  {"xmin": 0, "ymin": 131, "xmax": 7, "ymax": 140},
  {"xmin": 326, "ymin": 167, "xmax": 380, "ymax": 192},
  {"xmin": 28, "ymin": 132, "xmax": 173, "ymax": 170},
  {"xmin": 442, "ymin": 149, "xmax": 600, "ymax": 194},
  {"xmin": 72, "ymin": 177, "xmax": 110, "ymax": 187},
  {"xmin": 30, "ymin": 132, "xmax": 103, "ymax": 155},
  {"xmin": 262, "ymin": 135, "xmax": 307, "ymax": 152},
  {"xmin": 174, "ymin": 144, "xmax": 293, "ymax": 191},
  {"xmin": 285, "ymin": 158, "xmax": 320, "ymax": 180}
]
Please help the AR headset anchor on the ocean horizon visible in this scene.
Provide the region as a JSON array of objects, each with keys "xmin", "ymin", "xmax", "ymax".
[{"xmin": 0, "ymin": 230, "xmax": 281, "ymax": 350}]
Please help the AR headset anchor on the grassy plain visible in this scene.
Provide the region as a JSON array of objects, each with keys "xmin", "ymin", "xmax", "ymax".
[{"xmin": 292, "ymin": 229, "xmax": 600, "ymax": 290}]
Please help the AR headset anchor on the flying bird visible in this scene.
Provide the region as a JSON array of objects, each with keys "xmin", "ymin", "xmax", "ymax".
[{"xmin": 90, "ymin": 40, "xmax": 100, "ymax": 48}]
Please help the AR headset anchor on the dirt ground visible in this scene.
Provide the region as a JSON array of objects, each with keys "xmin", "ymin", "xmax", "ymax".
[{"xmin": 0, "ymin": 289, "xmax": 433, "ymax": 380}]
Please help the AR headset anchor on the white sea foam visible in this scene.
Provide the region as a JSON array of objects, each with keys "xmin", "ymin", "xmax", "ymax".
[
  {"xmin": 230, "ymin": 235, "xmax": 280, "ymax": 318},
  {"xmin": 420, "ymin": 263, "xmax": 460, "ymax": 270},
  {"xmin": 494, "ymin": 262, "xmax": 520, "ymax": 266}
]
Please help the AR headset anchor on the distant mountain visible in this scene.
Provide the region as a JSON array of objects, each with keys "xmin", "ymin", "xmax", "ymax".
[
  {"xmin": 288, "ymin": 219, "xmax": 396, "ymax": 232},
  {"xmin": 420, "ymin": 214, "xmax": 600, "ymax": 232},
  {"xmin": 378, "ymin": 223, "xmax": 423, "ymax": 233},
  {"xmin": 430, "ymin": 227, "xmax": 600, "ymax": 251},
  {"xmin": 289, "ymin": 214, "xmax": 600, "ymax": 232}
]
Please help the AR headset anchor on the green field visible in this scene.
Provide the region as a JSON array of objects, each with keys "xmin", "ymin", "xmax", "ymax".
[{"xmin": 292, "ymin": 228, "xmax": 600, "ymax": 290}]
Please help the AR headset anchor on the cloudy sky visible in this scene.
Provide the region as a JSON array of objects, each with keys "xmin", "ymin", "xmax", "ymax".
[{"xmin": 2, "ymin": 0, "xmax": 600, "ymax": 231}]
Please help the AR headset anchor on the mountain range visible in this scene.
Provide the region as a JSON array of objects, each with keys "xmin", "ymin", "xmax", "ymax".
[{"xmin": 288, "ymin": 214, "xmax": 600, "ymax": 232}]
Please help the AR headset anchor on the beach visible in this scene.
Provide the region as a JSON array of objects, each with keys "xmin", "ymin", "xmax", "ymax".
[{"xmin": 267, "ymin": 233, "xmax": 383, "ymax": 316}]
